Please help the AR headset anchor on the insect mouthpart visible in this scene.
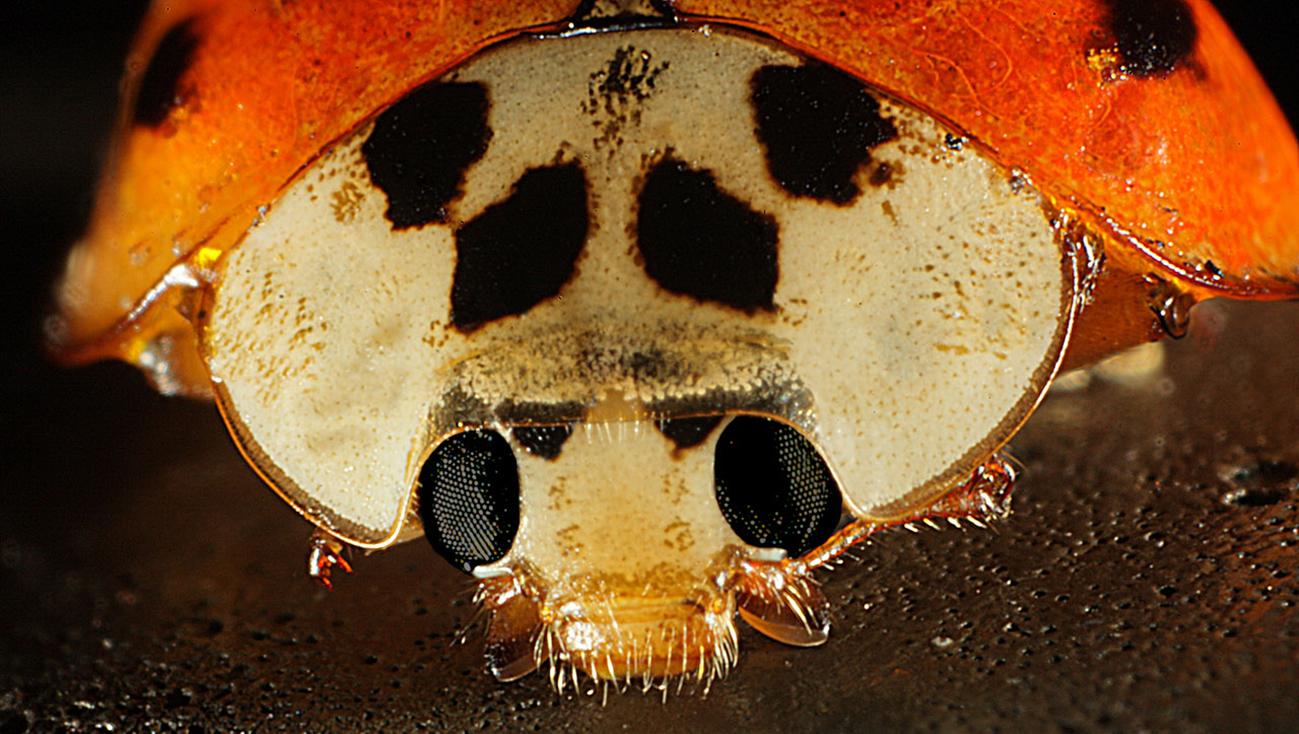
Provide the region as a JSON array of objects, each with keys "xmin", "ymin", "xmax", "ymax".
[
  {"xmin": 528, "ymin": 577, "xmax": 744, "ymax": 685},
  {"xmin": 415, "ymin": 395, "xmax": 846, "ymax": 686},
  {"xmin": 472, "ymin": 546, "xmax": 837, "ymax": 688}
]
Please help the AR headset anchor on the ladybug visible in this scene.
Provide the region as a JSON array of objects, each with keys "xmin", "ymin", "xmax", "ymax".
[{"xmin": 48, "ymin": 0, "xmax": 1299, "ymax": 688}]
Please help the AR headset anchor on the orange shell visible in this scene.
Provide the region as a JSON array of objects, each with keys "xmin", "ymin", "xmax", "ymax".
[
  {"xmin": 51, "ymin": 0, "xmax": 1299, "ymax": 371},
  {"xmin": 677, "ymin": 0, "xmax": 1299, "ymax": 295}
]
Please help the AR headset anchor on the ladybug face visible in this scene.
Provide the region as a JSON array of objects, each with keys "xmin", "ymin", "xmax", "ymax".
[
  {"xmin": 200, "ymin": 24, "xmax": 1076, "ymax": 681},
  {"xmin": 50, "ymin": 0, "xmax": 1298, "ymax": 690}
]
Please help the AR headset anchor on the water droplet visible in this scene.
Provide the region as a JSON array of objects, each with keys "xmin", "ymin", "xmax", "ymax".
[
  {"xmin": 128, "ymin": 240, "xmax": 150, "ymax": 266},
  {"xmin": 1219, "ymin": 457, "xmax": 1298, "ymax": 507}
]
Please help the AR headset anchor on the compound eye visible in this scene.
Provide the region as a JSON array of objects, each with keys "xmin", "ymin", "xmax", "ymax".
[
  {"xmin": 417, "ymin": 430, "xmax": 520, "ymax": 573},
  {"xmin": 714, "ymin": 416, "xmax": 843, "ymax": 558}
]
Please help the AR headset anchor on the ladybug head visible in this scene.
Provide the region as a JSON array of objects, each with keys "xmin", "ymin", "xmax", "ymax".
[
  {"xmin": 414, "ymin": 339, "xmax": 844, "ymax": 682},
  {"xmin": 198, "ymin": 23, "xmax": 1076, "ymax": 684}
]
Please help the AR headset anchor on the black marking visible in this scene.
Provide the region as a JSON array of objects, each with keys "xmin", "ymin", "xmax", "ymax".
[
  {"xmin": 512, "ymin": 425, "xmax": 573, "ymax": 461},
  {"xmin": 133, "ymin": 20, "xmax": 199, "ymax": 128},
  {"xmin": 750, "ymin": 64, "xmax": 898, "ymax": 204},
  {"xmin": 591, "ymin": 46, "xmax": 665, "ymax": 104},
  {"xmin": 644, "ymin": 372, "xmax": 814, "ymax": 431},
  {"xmin": 583, "ymin": 46, "xmax": 669, "ymax": 150},
  {"xmin": 451, "ymin": 163, "xmax": 589, "ymax": 331},
  {"xmin": 944, "ymin": 134, "xmax": 966, "ymax": 151},
  {"xmin": 567, "ymin": 0, "xmax": 679, "ymax": 29},
  {"xmin": 1105, "ymin": 0, "xmax": 1198, "ymax": 78},
  {"xmin": 636, "ymin": 158, "xmax": 778, "ymax": 312},
  {"xmin": 656, "ymin": 416, "xmax": 724, "ymax": 450},
  {"xmin": 868, "ymin": 162, "xmax": 895, "ymax": 188},
  {"xmin": 494, "ymin": 398, "xmax": 590, "ymax": 427},
  {"xmin": 626, "ymin": 348, "xmax": 673, "ymax": 382},
  {"xmin": 362, "ymin": 82, "xmax": 492, "ymax": 229},
  {"xmin": 436, "ymin": 387, "xmax": 590, "ymax": 432}
]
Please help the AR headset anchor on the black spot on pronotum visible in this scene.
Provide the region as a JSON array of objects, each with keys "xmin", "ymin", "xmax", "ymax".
[
  {"xmin": 569, "ymin": 0, "xmax": 678, "ymax": 27},
  {"xmin": 133, "ymin": 20, "xmax": 200, "ymax": 128},
  {"xmin": 592, "ymin": 45, "xmax": 666, "ymax": 104},
  {"xmin": 636, "ymin": 158, "xmax": 778, "ymax": 312},
  {"xmin": 451, "ymin": 163, "xmax": 589, "ymax": 330},
  {"xmin": 1105, "ymin": 0, "xmax": 1198, "ymax": 78},
  {"xmin": 512, "ymin": 425, "xmax": 573, "ymax": 461},
  {"xmin": 656, "ymin": 416, "xmax": 724, "ymax": 451},
  {"xmin": 362, "ymin": 82, "xmax": 492, "ymax": 229},
  {"xmin": 868, "ymin": 162, "xmax": 894, "ymax": 188},
  {"xmin": 714, "ymin": 417, "xmax": 842, "ymax": 558},
  {"xmin": 626, "ymin": 348, "xmax": 674, "ymax": 382},
  {"xmin": 750, "ymin": 63, "xmax": 898, "ymax": 204},
  {"xmin": 417, "ymin": 430, "xmax": 520, "ymax": 573}
]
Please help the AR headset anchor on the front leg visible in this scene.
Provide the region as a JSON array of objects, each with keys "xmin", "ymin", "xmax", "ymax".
[
  {"xmin": 728, "ymin": 454, "xmax": 1016, "ymax": 651},
  {"xmin": 306, "ymin": 529, "xmax": 354, "ymax": 589},
  {"xmin": 803, "ymin": 452, "xmax": 1017, "ymax": 571}
]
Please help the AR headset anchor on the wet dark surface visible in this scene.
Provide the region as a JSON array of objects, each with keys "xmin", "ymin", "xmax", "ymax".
[{"xmin": 4, "ymin": 3, "xmax": 1299, "ymax": 732}]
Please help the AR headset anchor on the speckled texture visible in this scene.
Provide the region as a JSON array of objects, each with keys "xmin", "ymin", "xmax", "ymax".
[{"xmin": 4, "ymin": 3, "xmax": 1299, "ymax": 732}]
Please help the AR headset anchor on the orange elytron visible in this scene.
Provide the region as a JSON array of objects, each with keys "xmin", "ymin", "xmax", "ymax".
[{"xmin": 49, "ymin": 0, "xmax": 1298, "ymax": 687}]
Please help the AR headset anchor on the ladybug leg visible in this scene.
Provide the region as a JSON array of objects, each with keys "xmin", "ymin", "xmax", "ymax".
[
  {"xmin": 476, "ymin": 576, "xmax": 544, "ymax": 682},
  {"xmin": 733, "ymin": 455, "xmax": 1016, "ymax": 648},
  {"xmin": 802, "ymin": 453, "xmax": 1017, "ymax": 570},
  {"xmin": 889, "ymin": 453, "xmax": 1017, "ymax": 532},
  {"xmin": 733, "ymin": 560, "xmax": 831, "ymax": 647},
  {"xmin": 306, "ymin": 529, "xmax": 353, "ymax": 589}
]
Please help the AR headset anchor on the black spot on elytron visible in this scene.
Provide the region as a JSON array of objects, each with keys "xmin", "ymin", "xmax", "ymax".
[
  {"xmin": 636, "ymin": 158, "xmax": 778, "ymax": 312},
  {"xmin": 750, "ymin": 64, "xmax": 898, "ymax": 204},
  {"xmin": 511, "ymin": 425, "xmax": 573, "ymax": 461},
  {"xmin": 1105, "ymin": 0, "xmax": 1198, "ymax": 78},
  {"xmin": 362, "ymin": 82, "xmax": 492, "ymax": 229},
  {"xmin": 451, "ymin": 163, "xmax": 589, "ymax": 331},
  {"xmin": 133, "ymin": 20, "xmax": 199, "ymax": 128},
  {"xmin": 656, "ymin": 416, "xmax": 724, "ymax": 451}
]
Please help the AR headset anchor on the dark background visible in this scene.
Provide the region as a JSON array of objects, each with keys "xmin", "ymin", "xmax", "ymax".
[{"xmin": 3, "ymin": 2, "xmax": 1298, "ymax": 731}]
